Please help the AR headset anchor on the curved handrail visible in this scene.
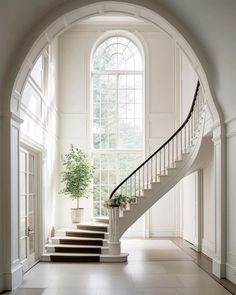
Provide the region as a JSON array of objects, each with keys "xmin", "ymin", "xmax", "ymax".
[{"xmin": 109, "ymin": 80, "xmax": 200, "ymax": 200}]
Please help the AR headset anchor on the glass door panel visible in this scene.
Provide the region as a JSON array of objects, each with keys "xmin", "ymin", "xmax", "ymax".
[{"xmin": 19, "ymin": 148, "xmax": 38, "ymax": 271}]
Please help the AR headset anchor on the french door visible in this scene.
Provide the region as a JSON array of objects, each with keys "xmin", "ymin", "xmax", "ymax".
[{"xmin": 19, "ymin": 147, "xmax": 39, "ymax": 271}]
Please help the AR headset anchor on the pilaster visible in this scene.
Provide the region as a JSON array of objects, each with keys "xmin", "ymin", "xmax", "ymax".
[
  {"xmin": 0, "ymin": 112, "xmax": 24, "ymax": 291},
  {"xmin": 212, "ymin": 123, "xmax": 226, "ymax": 278}
]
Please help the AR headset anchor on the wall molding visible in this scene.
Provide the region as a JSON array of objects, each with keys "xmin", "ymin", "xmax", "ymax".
[
  {"xmin": 0, "ymin": 273, "xmax": 3, "ymax": 293},
  {"xmin": 202, "ymin": 238, "xmax": 215, "ymax": 259},
  {"xmin": 225, "ymin": 114, "xmax": 236, "ymax": 125},
  {"xmin": 226, "ymin": 263, "xmax": 236, "ymax": 284}
]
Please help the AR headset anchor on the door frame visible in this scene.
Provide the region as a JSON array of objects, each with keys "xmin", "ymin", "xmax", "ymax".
[{"xmin": 19, "ymin": 143, "xmax": 43, "ymax": 271}]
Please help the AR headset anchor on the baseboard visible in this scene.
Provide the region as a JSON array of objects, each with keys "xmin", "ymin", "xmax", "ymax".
[
  {"xmin": 202, "ymin": 239, "xmax": 215, "ymax": 259},
  {"xmin": 212, "ymin": 258, "xmax": 226, "ymax": 278},
  {"xmin": 0, "ymin": 272, "xmax": 3, "ymax": 293},
  {"xmin": 150, "ymin": 229, "xmax": 181, "ymax": 237},
  {"xmin": 226, "ymin": 263, "xmax": 236, "ymax": 284},
  {"xmin": 2, "ymin": 264, "xmax": 23, "ymax": 291}
]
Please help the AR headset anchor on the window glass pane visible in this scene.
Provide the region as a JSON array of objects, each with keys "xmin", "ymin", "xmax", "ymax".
[
  {"xmin": 30, "ymin": 55, "xmax": 43, "ymax": 89},
  {"xmin": 92, "ymin": 36, "xmax": 144, "ymax": 216},
  {"xmin": 20, "ymin": 238, "xmax": 27, "ymax": 261},
  {"xmin": 22, "ymin": 82, "xmax": 42, "ymax": 118}
]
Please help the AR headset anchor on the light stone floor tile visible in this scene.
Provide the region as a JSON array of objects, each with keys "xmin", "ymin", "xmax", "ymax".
[
  {"xmin": 131, "ymin": 274, "xmax": 184, "ymax": 288},
  {"xmin": 141, "ymin": 288, "xmax": 179, "ymax": 295},
  {"xmin": 176, "ymin": 287, "xmax": 232, "ymax": 295},
  {"xmin": 57, "ymin": 289, "xmax": 97, "ymax": 295},
  {"xmin": 176, "ymin": 273, "xmax": 222, "ymax": 288},
  {"xmin": 160, "ymin": 261, "xmax": 205, "ymax": 274},
  {"xmin": 96, "ymin": 289, "xmax": 143, "ymax": 295},
  {"xmin": 4, "ymin": 239, "xmax": 231, "ymax": 295},
  {"xmin": 41, "ymin": 289, "xmax": 59, "ymax": 295}
]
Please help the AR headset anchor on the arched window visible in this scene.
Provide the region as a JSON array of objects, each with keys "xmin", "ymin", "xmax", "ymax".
[{"xmin": 92, "ymin": 36, "xmax": 144, "ymax": 217}]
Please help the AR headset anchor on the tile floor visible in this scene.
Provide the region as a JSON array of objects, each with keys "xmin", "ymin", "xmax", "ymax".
[{"xmin": 2, "ymin": 239, "xmax": 232, "ymax": 295}]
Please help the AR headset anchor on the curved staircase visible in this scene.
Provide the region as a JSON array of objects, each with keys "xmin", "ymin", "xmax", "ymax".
[
  {"xmin": 43, "ymin": 81, "xmax": 206, "ymax": 262},
  {"xmin": 108, "ymin": 81, "xmax": 206, "ymax": 256}
]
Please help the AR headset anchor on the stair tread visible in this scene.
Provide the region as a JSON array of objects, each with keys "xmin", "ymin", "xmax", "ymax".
[
  {"xmin": 52, "ymin": 237, "xmax": 106, "ymax": 241},
  {"xmin": 58, "ymin": 228, "xmax": 108, "ymax": 235},
  {"xmin": 78, "ymin": 222, "xmax": 108, "ymax": 227},
  {"xmin": 46, "ymin": 244, "xmax": 107, "ymax": 249},
  {"xmin": 44, "ymin": 253, "xmax": 100, "ymax": 257}
]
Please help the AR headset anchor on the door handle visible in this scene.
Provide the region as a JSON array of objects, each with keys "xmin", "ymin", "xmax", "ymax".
[{"xmin": 27, "ymin": 226, "xmax": 34, "ymax": 236}]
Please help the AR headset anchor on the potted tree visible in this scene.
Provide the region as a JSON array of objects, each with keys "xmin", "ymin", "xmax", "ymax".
[{"xmin": 61, "ymin": 145, "xmax": 94, "ymax": 223}]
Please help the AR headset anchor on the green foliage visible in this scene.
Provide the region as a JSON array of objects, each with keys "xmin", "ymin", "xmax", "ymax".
[
  {"xmin": 61, "ymin": 145, "xmax": 94, "ymax": 201},
  {"xmin": 103, "ymin": 193, "xmax": 135, "ymax": 209}
]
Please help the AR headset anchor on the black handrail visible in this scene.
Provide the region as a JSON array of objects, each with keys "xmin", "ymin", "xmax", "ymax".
[{"xmin": 109, "ymin": 80, "xmax": 200, "ymax": 200}]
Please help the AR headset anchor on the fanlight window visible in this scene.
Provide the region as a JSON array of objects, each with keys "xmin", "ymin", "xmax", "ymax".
[
  {"xmin": 92, "ymin": 36, "xmax": 144, "ymax": 217},
  {"xmin": 93, "ymin": 36, "xmax": 142, "ymax": 71}
]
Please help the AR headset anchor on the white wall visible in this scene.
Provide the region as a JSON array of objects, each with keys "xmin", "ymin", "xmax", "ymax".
[
  {"xmin": 179, "ymin": 52, "xmax": 215, "ymax": 256},
  {"xmin": 201, "ymin": 138, "xmax": 215, "ymax": 258},
  {"xmin": 0, "ymin": 0, "xmax": 235, "ymax": 287},
  {"xmin": 20, "ymin": 38, "xmax": 59, "ymax": 244},
  {"xmin": 57, "ymin": 20, "xmax": 182, "ymax": 235},
  {"xmin": 226, "ymin": 119, "xmax": 236, "ymax": 283}
]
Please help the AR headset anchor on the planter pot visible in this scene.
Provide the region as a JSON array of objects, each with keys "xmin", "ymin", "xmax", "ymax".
[{"xmin": 71, "ymin": 208, "xmax": 84, "ymax": 223}]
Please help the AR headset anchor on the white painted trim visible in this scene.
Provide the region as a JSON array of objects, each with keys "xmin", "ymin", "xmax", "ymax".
[
  {"xmin": 213, "ymin": 258, "xmax": 226, "ymax": 279},
  {"xmin": 3, "ymin": 264, "xmax": 23, "ymax": 291},
  {"xmin": 150, "ymin": 230, "xmax": 181, "ymax": 237},
  {"xmin": 0, "ymin": 273, "xmax": 3, "ymax": 293},
  {"xmin": 226, "ymin": 263, "xmax": 236, "ymax": 284},
  {"xmin": 202, "ymin": 238, "xmax": 215, "ymax": 259},
  {"xmin": 20, "ymin": 104, "xmax": 59, "ymax": 140},
  {"xmin": 225, "ymin": 114, "xmax": 236, "ymax": 125}
]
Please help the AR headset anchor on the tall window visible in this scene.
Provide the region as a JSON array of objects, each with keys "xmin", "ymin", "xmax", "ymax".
[{"xmin": 92, "ymin": 36, "xmax": 144, "ymax": 217}]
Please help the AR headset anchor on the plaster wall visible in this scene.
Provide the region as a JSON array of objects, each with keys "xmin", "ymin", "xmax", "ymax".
[
  {"xmin": 201, "ymin": 138, "xmax": 215, "ymax": 259},
  {"xmin": 57, "ymin": 20, "xmax": 182, "ymax": 236}
]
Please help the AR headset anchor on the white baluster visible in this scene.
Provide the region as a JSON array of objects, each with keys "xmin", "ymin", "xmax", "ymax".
[
  {"xmin": 172, "ymin": 138, "xmax": 174, "ymax": 167},
  {"xmin": 180, "ymin": 130, "xmax": 183, "ymax": 155},
  {"xmin": 163, "ymin": 147, "xmax": 165, "ymax": 174},
  {"xmin": 155, "ymin": 153, "xmax": 157, "ymax": 181},
  {"xmin": 159, "ymin": 150, "xmax": 161, "ymax": 176},
  {"xmin": 168, "ymin": 142, "xmax": 170, "ymax": 168},
  {"xmin": 139, "ymin": 169, "xmax": 141, "ymax": 196},
  {"xmin": 176, "ymin": 134, "xmax": 178, "ymax": 161}
]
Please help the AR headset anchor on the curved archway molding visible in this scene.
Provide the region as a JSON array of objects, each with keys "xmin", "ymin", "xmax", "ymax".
[
  {"xmin": 0, "ymin": 2, "xmax": 226, "ymax": 291},
  {"xmin": 11, "ymin": 1, "xmax": 221, "ymax": 124}
]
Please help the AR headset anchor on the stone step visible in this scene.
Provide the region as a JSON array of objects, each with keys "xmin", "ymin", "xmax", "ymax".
[
  {"xmin": 77, "ymin": 223, "xmax": 108, "ymax": 233},
  {"xmin": 65, "ymin": 229, "xmax": 106, "ymax": 239},
  {"xmin": 45, "ymin": 244, "xmax": 109, "ymax": 254},
  {"xmin": 41, "ymin": 253, "xmax": 128, "ymax": 263},
  {"xmin": 51, "ymin": 236, "xmax": 107, "ymax": 246},
  {"xmin": 93, "ymin": 217, "xmax": 109, "ymax": 224},
  {"xmin": 42, "ymin": 253, "xmax": 100, "ymax": 263}
]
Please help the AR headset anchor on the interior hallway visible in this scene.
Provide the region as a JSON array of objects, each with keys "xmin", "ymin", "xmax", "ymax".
[{"xmin": 2, "ymin": 239, "xmax": 233, "ymax": 295}]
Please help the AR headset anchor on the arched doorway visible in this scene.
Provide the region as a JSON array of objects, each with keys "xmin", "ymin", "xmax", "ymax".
[{"xmin": 1, "ymin": 2, "xmax": 225, "ymax": 290}]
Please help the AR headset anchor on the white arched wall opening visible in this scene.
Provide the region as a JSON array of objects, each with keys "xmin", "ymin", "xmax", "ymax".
[{"xmin": 3, "ymin": 1, "xmax": 226, "ymax": 290}]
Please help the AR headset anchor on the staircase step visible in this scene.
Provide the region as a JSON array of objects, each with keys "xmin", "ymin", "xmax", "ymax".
[
  {"xmin": 77, "ymin": 223, "xmax": 108, "ymax": 232},
  {"xmin": 93, "ymin": 217, "xmax": 109, "ymax": 224},
  {"xmin": 65, "ymin": 229, "xmax": 106, "ymax": 239},
  {"xmin": 41, "ymin": 253, "xmax": 128, "ymax": 263},
  {"xmin": 52, "ymin": 237, "xmax": 106, "ymax": 246},
  {"xmin": 44, "ymin": 253, "xmax": 100, "ymax": 263},
  {"xmin": 46, "ymin": 244, "xmax": 104, "ymax": 254}
]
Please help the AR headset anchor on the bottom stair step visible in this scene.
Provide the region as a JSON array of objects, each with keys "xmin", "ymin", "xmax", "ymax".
[
  {"xmin": 47, "ymin": 253, "xmax": 100, "ymax": 263},
  {"xmin": 41, "ymin": 253, "xmax": 129, "ymax": 263},
  {"xmin": 54, "ymin": 246, "xmax": 101, "ymax": 254}
]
